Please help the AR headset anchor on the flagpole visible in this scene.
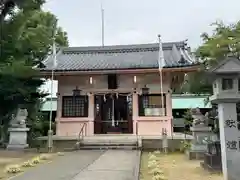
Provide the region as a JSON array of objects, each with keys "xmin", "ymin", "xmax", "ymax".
[
  {"xmin": 157, "ymin": 35, "xmax": 165, "ymax": 116},
  {"xmin": 101, "ymin": 3, "xmax": 105, "ymax": 47},
  {"xmin": 48, "ymin": 34, "xmax": 56, "ymax": 153}
]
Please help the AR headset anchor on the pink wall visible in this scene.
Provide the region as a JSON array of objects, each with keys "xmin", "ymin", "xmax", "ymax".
[{"xmin": 55, "ymin": 73, "xmax": 173, "ymax": 137}]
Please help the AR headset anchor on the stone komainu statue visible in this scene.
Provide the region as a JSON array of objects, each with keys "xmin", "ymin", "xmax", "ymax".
[
  {"xmin": 10, "ymin": 108, "xmax": 28, "ymax": 128},
  {"xmin": 190, "ymin": 107, "xmax": 208, "ymax": 127}
]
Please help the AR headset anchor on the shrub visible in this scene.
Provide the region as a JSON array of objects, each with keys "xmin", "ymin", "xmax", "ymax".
[
  {"xmin": 149, "ymin": 166, "xmax": 164, "ymax": 175},
  {"xmin": 31, "ymin": 157, "xmax": 41, "ymax": 164},
  {"xmin": 152, "ymin": 174, "xmax": 167, "ymax": 180},
  {"xmin": 5, "ymin": 165, "xmax": 22, "ymax": 174},
  {"xmin": 57, "ymin": 152, "xmax": 64, "ymax": 156},
  {"xmin": 22, "ymin": 161, "xmax": 34, "ymax": 167},
  {"xmin": 39, "ymin": 154, "xmax": 52, "ymax": 160},
  {"xmin": 179, "ymin": 140, "xmax": 191, "ymax": 153},
  {"xmin": 153, "ymin": 150, "xmax": 161, "ymax": 154},
  {"xmin": 148, "ymin": 160, "xmax": 158, "ymax": 168},
  {"xmin": 148, "ymin": 153, "xmax": 157, "ymax": 161}
]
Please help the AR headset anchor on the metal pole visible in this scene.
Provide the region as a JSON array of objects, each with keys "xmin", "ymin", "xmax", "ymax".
[
  {"xmin": 48, "ymin": 69, "xmax": 54, "ymax": 152},
  {"xmin": 158, "ymin": 35, "xmax": 165, "ymax": 116},
  {"xmin": 101, "ymin": 3, "xmax": 105, "ymax": 47},
  {"xmin": 47, "ymin": 33, "xmax": 57, "ymax": 153}
]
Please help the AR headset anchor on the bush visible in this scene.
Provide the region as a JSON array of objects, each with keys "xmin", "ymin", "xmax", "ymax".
[
  {"xmin": 22, "ymin": 161, "xmax": 34, "ymax": 167},
  {"xmin": 152, "ymin": 174, "xmax": 167, "ymax": 180},
  {"xmin": 148, "ymin": 153, "xmax": 157, "ymax": 160},
  {"xmin": 31, "ymin": 157, "xmax": 41, "ymax": 164},
  {"xmin": 57, "ymin": 152, "xmax": 64, "ymax": 156},
  {"xmin": 39, "ymin": 154, "xmax": 52, "ymax": 160},
  {"xmin": 148, "ymin": 160, "xmax": 158, "ymax": 168},
  {"xmin": 5, "ymin": 165, "xmax": 22, "ymax": 174},
  {"xmin": 149, "ymin": 166, "xmax": 164, "ymax": 175},
  {"xmin": 153, "ymin": 150, "xmax": 161, "ymax": 155},
  {"xmin": 179, "ymin": 140, "xmax": 191, "ymax": 152}
]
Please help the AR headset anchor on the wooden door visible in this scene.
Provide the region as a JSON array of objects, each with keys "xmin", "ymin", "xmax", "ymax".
[
  {"xmin": 127, "ymin": 95, "xmax": 133, "ymax": 133},
  {"xmin": 94, "ymin": 95, "xmax": 103, "ymax": 134}
]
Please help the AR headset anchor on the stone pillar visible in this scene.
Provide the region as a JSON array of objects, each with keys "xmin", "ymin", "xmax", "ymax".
[
  {"xmin": 132, "ymin": 93, "xmax": 138, "ymax": 135},
  {"xmin": 162, "ymin": 128, "xmax": 168, "ymax": 153},
  {"xmin": 217, "ymin": 102, "xmax": 240, "ymax": 180}
]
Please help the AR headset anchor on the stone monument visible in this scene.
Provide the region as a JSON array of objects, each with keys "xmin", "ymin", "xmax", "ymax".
[
  {"xmin": 187, "ymin": 108, "xmax": 215, "ymax": 160},
  {"xmin": 208, "ymin": 57, "xmax": 240, "ymax": 180},
  {"xmin": 162, "ymin": 128, "xmax": 168, "ymax": 153},
  {"xmin": 7, "ymin": 108, "xmax": 30, "ymax": 150}
]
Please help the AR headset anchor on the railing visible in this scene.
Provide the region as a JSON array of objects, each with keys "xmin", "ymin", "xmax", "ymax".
[{"xmin": 77, "ymin": 122, "xmax": 87, "ymax": 145}]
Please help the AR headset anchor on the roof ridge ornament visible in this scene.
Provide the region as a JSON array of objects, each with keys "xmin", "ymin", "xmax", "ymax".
[{"xmin": 178, "ymin": 48, "xmax": 187, "ymax": 64}]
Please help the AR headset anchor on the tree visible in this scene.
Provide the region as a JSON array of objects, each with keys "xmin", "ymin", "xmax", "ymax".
[
  {"xmin": 0, "ymin": 0, "xmax": 45, "ymax": 22},
  {"xmin": 0, "ymin": 1, "xmax": 68, "ymax": 144},
  {"xmin": 184, "ymin": 21, "xmax": 240, "ymax": 94}
]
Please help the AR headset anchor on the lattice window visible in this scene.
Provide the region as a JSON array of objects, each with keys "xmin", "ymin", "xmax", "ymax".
[
  {"xmin": 138, "ymin": 94, "xmax": 166, "ymax": 116},
  {"xmin": 62, "ymin": 96, "xmax": 88, "ymax": 117}
]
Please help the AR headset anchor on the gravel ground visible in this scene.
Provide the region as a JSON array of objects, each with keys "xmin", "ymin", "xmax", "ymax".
[{"xmin": 140, "ymin": 152, "xmax": 223, "ymax": 180}]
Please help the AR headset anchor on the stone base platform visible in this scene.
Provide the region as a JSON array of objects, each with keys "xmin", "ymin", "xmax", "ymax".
[
  {"xmin": 7, "ymin": 144, "xmax": 29, "ymax": 150},
  {"xmin": 200, "ymin": 162, "xmax": 222, "ymax": 173},
  {"xmin": 37, "ymin": 133, "xmax": 193, "ymax": 151},
  {"xmin": 186, "ymin": 150, "xmax": 205, "ymax": 160}
]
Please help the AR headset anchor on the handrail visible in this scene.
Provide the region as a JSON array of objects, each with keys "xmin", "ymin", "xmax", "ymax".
[
  {"xmin": 77, "ymin": 122, "xmax": 87, "ymax": 144},
  {"xmin": 136, "ymin": 121, "xmax": 139, "ymax": 149}
]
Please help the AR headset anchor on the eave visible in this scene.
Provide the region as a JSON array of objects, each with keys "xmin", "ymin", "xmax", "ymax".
[{"xmin": 38, "ymin": 65, "xmax": 200, "ymax": 78}]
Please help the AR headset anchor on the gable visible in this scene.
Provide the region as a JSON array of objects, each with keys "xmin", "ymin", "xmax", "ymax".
[{"xmin": 214, "ymin": 58, "xmax": 240, "ymax": 73}]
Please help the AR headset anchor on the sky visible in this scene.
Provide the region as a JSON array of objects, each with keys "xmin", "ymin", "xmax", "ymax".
[
  {"xmin": 43, "ymin": 0, "xmax": 240, "ymax": 49},
  {"xmin": 41, "ymin": 0, "xmax": 240, "ymax": 94}
]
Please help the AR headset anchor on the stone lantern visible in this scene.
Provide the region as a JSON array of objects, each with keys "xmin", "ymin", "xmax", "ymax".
[
  {"xmin": 208, "ymin": 57, "xmax": 240, "ymax": 180},
  {"xmin": 209, "ymin": 57, "xmax": 240, "ymax": 103}
]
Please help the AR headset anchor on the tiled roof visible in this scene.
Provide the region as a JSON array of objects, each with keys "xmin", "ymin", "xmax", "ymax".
[{"xmin": 40, "ymin": 41, "xmax": 197, "ymax": 71}]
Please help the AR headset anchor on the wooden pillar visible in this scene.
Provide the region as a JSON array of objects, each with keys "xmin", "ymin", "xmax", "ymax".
[
  {"xmin": 166, "ymin": 92, "xmax": 172, "ymax": 117},
  {"xmin": 88, "ymin": 93, "xmax": 94, "ymax": 135}
]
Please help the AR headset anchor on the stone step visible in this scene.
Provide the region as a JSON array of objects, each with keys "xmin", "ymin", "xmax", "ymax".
[
  {"xmin": 81, "ymin": 142, "xmax": 137, "ymax": 146},
  {"xmin": 78, "ymin": 145, "xmax": 138, "ymax": 150}
]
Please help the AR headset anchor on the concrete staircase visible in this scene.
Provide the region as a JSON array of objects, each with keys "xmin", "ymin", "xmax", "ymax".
[{"xmin": 76, "ymin": 135, "xmax": 141, "ymax": 150}]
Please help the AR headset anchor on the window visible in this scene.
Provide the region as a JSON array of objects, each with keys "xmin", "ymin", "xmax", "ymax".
[
  {"xmin": 138, "ymin": 94, "xmax": 166, "ymax": 116},
  {"xmin": 62, "ymin": 96, "xmax": 88, "ymax": 117},
  {"xmin": 222, "ymin": 78, "xmax": 233, "ymax": 90},
  {"xmin": 238, "ymin": 79, "xmax": 240, "ymax": 91}
]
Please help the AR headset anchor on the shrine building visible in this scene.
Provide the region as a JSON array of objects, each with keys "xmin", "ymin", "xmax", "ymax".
[{"xmin": 39, "ymin": 41, "xmax": 198, "ymax": 137}]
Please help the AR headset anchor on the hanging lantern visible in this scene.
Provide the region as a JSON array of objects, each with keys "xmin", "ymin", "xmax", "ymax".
[
  {"xmin": 133, "ymin": 75, "xmax": 137, "ymax": 83},
  {"xmin": 89, "ymin": 76, "xmax": 93, "ymax": 85},
  {"xmin": 73, "ymin": 86, "xmax": 81, "ymax": 96},
  {"xmin": 141, "ymin": 85, "xmax": 149, "ymax": 95}
]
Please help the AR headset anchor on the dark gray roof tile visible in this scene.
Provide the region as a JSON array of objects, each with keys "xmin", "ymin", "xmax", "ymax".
[{"xmin": 40, "ymin": 41, "xmax": 197, "ymax": 71}]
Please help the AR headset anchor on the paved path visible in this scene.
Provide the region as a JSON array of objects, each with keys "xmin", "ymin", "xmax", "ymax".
[
  {"xmin": 72, "ymin": 150, "xmax": 139, "ymax": 180},
  {"xmin": 11, "ymin": 150, "xmax": 139, "ymax": 180}
]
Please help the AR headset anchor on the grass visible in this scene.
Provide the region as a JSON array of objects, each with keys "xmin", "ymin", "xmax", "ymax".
[
  {"xmin": 0, "ymin": 150, "xmax": 55, "ymax": 179},
  {"xmin": 140, "ymin": 152, "xmax": 223, "ymax": 180}
]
